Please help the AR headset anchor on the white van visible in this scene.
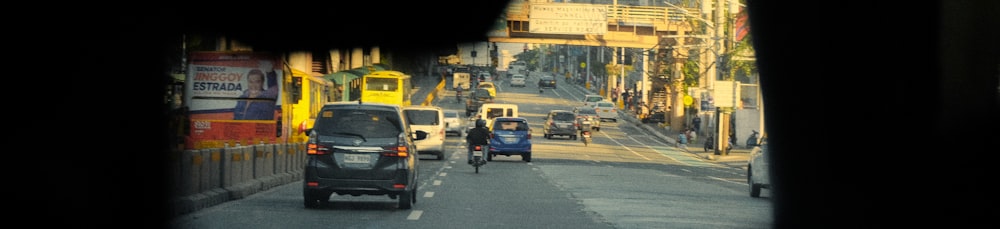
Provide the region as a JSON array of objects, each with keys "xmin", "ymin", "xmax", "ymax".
[
  {"xmin": 478, "ymin": 103, "xmax": 518, "ymax": 120},
  {"xmin": 402, "ymin": 106, "xmax": 446, "ymax": 160},
  {"xmin": 468, "ymin": 103, "xmax": 519, "ymax": 132}
]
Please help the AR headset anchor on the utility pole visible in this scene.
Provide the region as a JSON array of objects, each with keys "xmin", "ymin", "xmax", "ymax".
[
  {"xmin": 669, "ymin": 29, "xmax": 686, "ymax": 133},
  {"xmin": 586, "ymin": 46, "xmax": 591, "ymax": 89},
  {"xmin": 714, "ymin": 0, "xmax": 731, "ymax": 155}
]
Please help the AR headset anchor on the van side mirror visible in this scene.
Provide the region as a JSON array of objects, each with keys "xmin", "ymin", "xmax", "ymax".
[{"xmin": 413, "ymin": 130, "xmax": 428, "ymax": 141}]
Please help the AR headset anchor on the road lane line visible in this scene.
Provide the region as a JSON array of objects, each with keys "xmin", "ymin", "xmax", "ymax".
[
  {"xmin": 598, "ymin": 130, "xmax": 651, "ymax": 160},
  {"xmin": 407, "ymin": 210, "xmax": 423, "ymax": 220},
  {"xmin": 708, "ymin": 176, "xmax": 746, "ymax": 185}
]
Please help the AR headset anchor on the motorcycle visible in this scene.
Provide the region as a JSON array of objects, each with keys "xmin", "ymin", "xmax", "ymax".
[
  {"xmin": 702, "ymin": 135, "xmax": 734, "ymax": 153},
  {"xmin": 745, "ymin": 130, "xmax": 760, "ymax": 148},
  {"xmin": 580, "ymin": 130, "xmax": 592, "ymax": 146},
  {"xmin": 703, "ymin": 135, "xmax": 714, "ymax": 152},
  {"xmin": 471, "ymin": 145, "xmax": 486, "ymax": 173}
]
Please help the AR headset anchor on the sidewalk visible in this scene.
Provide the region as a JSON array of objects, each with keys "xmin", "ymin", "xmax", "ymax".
[{"xmin": 566, "ymin": 78, "xmax": 751, "ymax": 166}]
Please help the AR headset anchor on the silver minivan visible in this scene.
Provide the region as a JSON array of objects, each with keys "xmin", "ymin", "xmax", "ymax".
[{"xmin": 583, "ymin": 94, "xmax": 604, "ymax": 107}]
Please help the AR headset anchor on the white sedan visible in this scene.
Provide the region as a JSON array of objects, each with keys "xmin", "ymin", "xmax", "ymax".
[
  {"xmin": 509, "ymin": 74, "xmax": 527, "ymax": 87},
  {"xmin": 593, "ymin": 101, "xmax": 619, "ymax": 122},
  {"xmin": 443, "ymin": 110, "xmax": 464, "ymax": 136}
]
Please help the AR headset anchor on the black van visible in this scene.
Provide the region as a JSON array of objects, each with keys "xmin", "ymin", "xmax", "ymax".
[{"xmin": 303, "ymin": 101, "xmax": 428, "ymax": 209}]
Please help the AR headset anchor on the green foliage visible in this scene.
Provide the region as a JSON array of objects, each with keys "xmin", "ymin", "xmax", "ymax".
[
  {"xmin": 605, "ymin": 64, "xmax": 634, "ymax": 77},
  {"xmin": 725, "ymin": 36, "xmax": 756, "ymax": 81},
  {"xmin": 682, "ymin": 59, "xmax": 700, "ymax": 94}
]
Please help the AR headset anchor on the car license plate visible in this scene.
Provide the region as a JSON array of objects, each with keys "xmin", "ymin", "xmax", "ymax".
[
  {"xmin": 504, "ymin": 137, "xmax": 519, "ymax": 142},
  {"xmin": 344, "ymin": 154, "xmax": 370, "ymax": 163},
  {"xmin": 603, "ymin": 109, "xmax": 609, "ymax": 112}
]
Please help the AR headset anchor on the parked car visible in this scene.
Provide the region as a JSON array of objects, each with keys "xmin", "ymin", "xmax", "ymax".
[
  {"xmin": 487, "ymin": 117, "xmax": 532, "ymax": 162},
  {"xmin": 542, "ymin": 110, "xmax": 578, "ymax": 139},
  {"xmin": 303, "ymin": 101, "xmax": 428, "ymax": 209},
  {"xmin": 641, "ymin": 111, "xmax": 667, "ymax": 124},
  {"xmin": 403, "ymin": 106, "xmax": 446, "ymax": 160},
  {"xmin": 582, "ymin": 94, "xmax": 604, "ymax": 107},
  {"xmin": 594, "ymin": 101, "xmax": 619, "ymax": 122},
  {"xmin": 538, "ymin": 75, "xmax": 557, "ymax": 89},
  {"xmin": 747, "ymin": 137, "xmax": 770, "ymax": 198},
  {"xmin": 443, "ymin": 109, "xmax": 463, "ymax": 136},
  {"xmin": 573, "ymin": 106, "xmax": 601, "ymax": 131},
  {"xmin": 477, "ymin": 81, "xmax": 497, "ymax": 98},
  {"xmin": 509, "ymin": 74, "xmax": 527, "ymax": 87}
]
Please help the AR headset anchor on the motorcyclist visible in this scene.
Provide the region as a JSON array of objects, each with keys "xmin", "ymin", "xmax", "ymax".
[
  {"xmin": 466, "ymin": 119, "xmax": 491, "ymax": 165},
  {"xmin": 455, "ymin": 83, "xmax": 464, "ymax": 101}
]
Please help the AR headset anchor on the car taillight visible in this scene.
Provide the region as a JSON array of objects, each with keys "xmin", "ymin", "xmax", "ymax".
[
  {"xmin": 526, "ymin": 133, "xmax": 531, "ymax": 139},
  {"xmin": 307, "ymin": 143, "xmax": 330, "ymax": 155},
  {"xmin": 381, "ymin": 133, "xmax": 409, "ymax": 157},
  {"xmin": 381, "ymin": 146, "xmax": 409, "ymax": 157}
]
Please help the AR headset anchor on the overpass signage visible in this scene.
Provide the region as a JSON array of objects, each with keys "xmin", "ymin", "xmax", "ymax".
[{"xmin": 529, "ymin": 3, "xmax": 607, "ymax": 35}]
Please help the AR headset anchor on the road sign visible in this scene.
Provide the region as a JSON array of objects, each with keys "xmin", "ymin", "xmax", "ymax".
[{"xmin": 712, "ymin": 80, "xmax": 740, "ymax": 107}]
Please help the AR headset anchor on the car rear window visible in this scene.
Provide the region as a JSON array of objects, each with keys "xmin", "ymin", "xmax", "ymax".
[
  {"xmin": 444, "ymin": 111, "xmax": 458, "ymax": 118},
  {"xmin": 585, "ymin": 96, "xmax": 603, "ymax": 102},
  {"xmin": 404, "ymin": 110, "xmax": 440, "ymax": 125},
  {"xmin": 494, "ymin": 120, "xmax": 529, "ymax": 131},
  {"xmin": 597, "ymin": 103, "xmax": 613, "ymax": 108},
  {"xmin": 313, "ymin": 109, "xmax": 402, "ymax": 138},
  {"xmin": 576, "ymin": 108, "xmax": 597, "ymax": 115},
  {"xmin": 474, "ymin": 89, "xmax": 493, "ymax": 99},
  {"xmin": 552, "ymin": 112, "xmax": 576, "ymax": 121}
]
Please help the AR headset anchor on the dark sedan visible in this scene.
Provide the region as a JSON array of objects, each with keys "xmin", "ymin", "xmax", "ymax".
[{"xmin": 538, "ymin": 75, "xmax": 557, "ymax": 89}]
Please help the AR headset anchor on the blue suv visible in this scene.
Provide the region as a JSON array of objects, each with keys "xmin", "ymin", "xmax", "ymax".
[{"xmin": 487, "ymin": 117, "xmax": 532, "ymax": 162}]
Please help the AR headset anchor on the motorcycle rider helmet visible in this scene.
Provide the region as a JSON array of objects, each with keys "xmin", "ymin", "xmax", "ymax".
[{"xmin": 475, "ymin": 119, "xmax": 486, "ymax": 128}]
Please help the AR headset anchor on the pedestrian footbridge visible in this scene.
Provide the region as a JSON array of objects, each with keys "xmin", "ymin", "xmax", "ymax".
[{"xmin": 488, "ymin": 1, "xmax": 702, "ymax": 48}]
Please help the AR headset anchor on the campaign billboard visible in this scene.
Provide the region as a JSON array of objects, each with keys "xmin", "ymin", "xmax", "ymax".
[{"xmin": 184, "ymin": 52, "xmax": 284, "ymax": 149}]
